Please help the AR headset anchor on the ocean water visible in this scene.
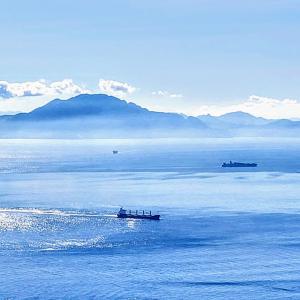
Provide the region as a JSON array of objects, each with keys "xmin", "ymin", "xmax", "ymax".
[{"xmin": 1, "ymin": 138, "xmax": 300, "ymax": 299}]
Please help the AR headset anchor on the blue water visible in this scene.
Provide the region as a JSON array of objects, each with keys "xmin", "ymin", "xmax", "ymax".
[{"xmin": 1, "ymin": 138, "xmax": 300, "ymax": 299}]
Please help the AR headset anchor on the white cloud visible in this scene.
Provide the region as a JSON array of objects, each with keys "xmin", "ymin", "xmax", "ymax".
[
  {"xmin": 152, "ymin": 90, "xmax": 183, "ymax": 98},
  {"xmin": 194, "ymin": 95, "xmax": 300, "ymax": 119},
  {"xmin": 0, "ymin": 96, "xmax": 50, "ymax": 115},
  {"xmin": 99, "ymin": 79, "xmax": 136, "ymax": 98},
  {"xmin": 0, "ymin": 79, "xmax": 89, "ymax": 99}
]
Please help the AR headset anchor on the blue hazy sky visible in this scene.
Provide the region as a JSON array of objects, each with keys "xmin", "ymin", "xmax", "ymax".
[{"xmin": 1, "ymin": 0, "xmax": 300, "ymax": 117}]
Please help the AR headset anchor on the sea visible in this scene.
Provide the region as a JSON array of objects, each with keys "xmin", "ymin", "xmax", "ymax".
[{"xmin": 1, "ymin": 138, "xmax": 300, "ymax": 299}]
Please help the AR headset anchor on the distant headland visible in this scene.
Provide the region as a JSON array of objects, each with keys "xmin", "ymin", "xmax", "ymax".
[{"xmin": 0, "ymin": 93, "xmax": 299, "ymax": 138}]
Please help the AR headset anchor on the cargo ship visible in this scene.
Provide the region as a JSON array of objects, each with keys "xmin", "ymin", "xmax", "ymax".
[
  {"xmin": 222, "ymin": 161, "xmax": 258, "ymax": 168},
  {"xmin": 117, "ymin": 208, "xmax": 160, "ymax": 220}
]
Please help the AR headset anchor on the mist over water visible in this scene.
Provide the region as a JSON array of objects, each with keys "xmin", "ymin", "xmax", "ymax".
[{"xmin": 1, "ymin": 138, "xmax": 300, "ymax": 299}]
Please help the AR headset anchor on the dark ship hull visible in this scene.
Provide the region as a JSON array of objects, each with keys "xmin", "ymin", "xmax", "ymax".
[
  {"xmin": 222, "ymin": 162, "xmax": 258, "ymax": 168},
  {"xmin": 117, "ymin": 213, "xmax": 160, "ymax": 220},
  {"xmin": 117, "ymin": 208, "xmax": 160, "ymax": 220}
]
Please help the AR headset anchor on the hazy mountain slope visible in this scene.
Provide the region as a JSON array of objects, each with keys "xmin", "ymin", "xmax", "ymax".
[
  {"xmin": 217, "ymin": 111, "xmax": 271, "ymax": 126},
  {"xmin": 197, "ymin": 111, "xmax": 271, "ymax": 127},
  {"xmin": 0, "ymin": 94, "xmax": 208, "ymax": 138},
  {"xmin": 0, "ymin": 94, "xmax": 299, "ymax": 138}
]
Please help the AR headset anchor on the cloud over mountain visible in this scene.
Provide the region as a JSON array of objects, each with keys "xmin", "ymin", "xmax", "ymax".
[
  {"xmin": 99, "ymin": 79, "xmax": 136, "ymax": 98},
  {"xmin": 0, "ymin": 79, "xmax": 89, "ymax": 99},
  {"xmin": 195, "ymin": 95, "xmax": 300, "ymax": 119},
  {"xmin": 240, "ymin": 95, "xmax": 300, "ymax": 119}
]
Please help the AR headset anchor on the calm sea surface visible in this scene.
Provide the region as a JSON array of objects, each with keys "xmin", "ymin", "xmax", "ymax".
[{"xmin": 1, "ymin": 138, "xmax": 300, "ymax": 299}]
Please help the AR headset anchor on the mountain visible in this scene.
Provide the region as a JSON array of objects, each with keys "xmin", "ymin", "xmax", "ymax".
[
  {"xmin": 216, "ymin": 111, "xmax": 270, "ymax": 126},
  {"xmin": 196, "ymin": 114, "xmax": 225, "ymax": 128},
  {"xmin": 6, "ymin": 94, "xmax": 148, "ymax": 121},
  {"xmin": 197, "ymin": 111, "xmax": 300, "ymax": 136},
  {"xmin": 1, "ymin": 94, "xmax": 299, "ymax": 138},
  {"xmin": 0, "ymin": 94, "xmax": 208, "ymax": 138},
  {"xmin": 264, "ymin": 119, "xmax": 300, "ymax": 128},
  {"xmin": 260, "ymin": 119, "xmax": 300, "ymax": 136},
  {"xmin": 197, "ymin": 111, "xmax": 271, "ymax": 128}
]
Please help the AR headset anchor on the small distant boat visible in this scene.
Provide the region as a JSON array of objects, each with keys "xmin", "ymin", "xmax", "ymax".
[
  {"xmin": 112, "ymin": 150, "xmax": 118, "ymax": 154},
  {"xmin": 222, "ymin": 161, "xmax": 258, "ymax": 168},
  {"xmin": 117, "ymin": 208, "xmax": 160, "ymax": 220}
]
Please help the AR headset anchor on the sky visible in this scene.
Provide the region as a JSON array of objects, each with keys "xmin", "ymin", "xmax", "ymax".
[{"xmin": 1, "ymin": 0, "xmax": 300, "ymax": 119}]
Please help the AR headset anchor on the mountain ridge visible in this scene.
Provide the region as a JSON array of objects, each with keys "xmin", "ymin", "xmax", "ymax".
[
  {"xmin": 0, "ymin": 94, "xmax": 207, "ymax": 138},
  {"xmin": 0, "ymin": 93, "xmax": 299, "ymax": 138}
]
